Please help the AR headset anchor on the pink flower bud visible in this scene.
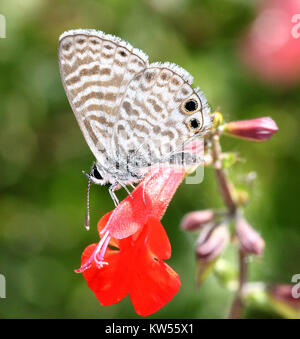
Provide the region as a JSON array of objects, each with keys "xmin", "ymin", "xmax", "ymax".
[
  {"xmin": 224, "ymin": 117, "xmax": 278, "ymax": 142},
  {"xmin": 236, "ymin": 218, "xmax": 265, "ymax": 255},
  {"xmin": 268, "ymin": 284, "xmax": 300, "ymax": 307},
  {"xmin": 180, "ymin": 210, "xmax": 215, "ymax": 231},
  {"xmin": 196, "ymin": 224, "xmax": 229, "ymax": 262}
]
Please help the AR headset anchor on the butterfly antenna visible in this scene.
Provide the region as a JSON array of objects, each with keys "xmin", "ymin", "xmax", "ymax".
[{"xmin": 84, "ymin": 177, "xmax": 91, "ymax": 231}]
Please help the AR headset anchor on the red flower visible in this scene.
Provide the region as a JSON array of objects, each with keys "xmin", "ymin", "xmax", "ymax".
[
  {"xmin": 75, "ymin": 166, "xmax": 185, "ymax": 317},
  {"xmin": 224, "ymin": 117, "xmax": 278, "ymax": 142}
]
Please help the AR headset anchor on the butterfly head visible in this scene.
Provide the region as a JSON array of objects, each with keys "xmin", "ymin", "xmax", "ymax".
[
  {"xmin": 84, "ymin": 163, "xmax": 108, "ymax": 186},
  {"xmin": 82, "ymin": 163, "xmax": 109, "ymax": 231}
]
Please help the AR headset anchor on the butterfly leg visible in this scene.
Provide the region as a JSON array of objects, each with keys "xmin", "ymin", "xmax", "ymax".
[
  {"xmin": 109, "ymin": 184, "xmax": 120, "ymax": 207},
  {"xmin": 117, "ymin": 180, "xmax": 134, "ymax": 200}
]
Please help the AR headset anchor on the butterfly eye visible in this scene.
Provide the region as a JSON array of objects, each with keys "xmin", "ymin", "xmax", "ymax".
[
  {"xmin": 182, "ymin": 99, "xmax": 198, "ymax": 114},
  {"xmin": 92, "ymin": 165, "xmax": 103, "ymax": 180},
  {"xmin": 187, "ymin": 118, "xmax": 202, "ymax": 132}
]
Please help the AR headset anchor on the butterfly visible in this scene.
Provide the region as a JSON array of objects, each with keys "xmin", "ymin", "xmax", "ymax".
[{"xmin": 58, "ymin": 29, "xmax": 211, "ymax": 226}]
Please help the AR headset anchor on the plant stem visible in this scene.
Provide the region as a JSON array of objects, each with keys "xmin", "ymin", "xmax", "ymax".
[
  {"xmin": 211, "ymin": 135, "xmax": 236, "ymax": 214},
  {"xmin": 228, "ymin": 250, "xmax": 247, "ymax": 318},
  {"xmin": 211, "ymin": 134, "xmax": 248, "ymax": 319}
]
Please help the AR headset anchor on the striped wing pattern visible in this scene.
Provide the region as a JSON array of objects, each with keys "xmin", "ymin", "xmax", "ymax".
[
  {"xmin": 58, "ymin": 29, "xmax": 149, "ymax": 166},
  {"xmin": 112, "ymin": 63, "xmax": 211, "ymax": 167},
  {"xmin": 59, "ymin": 29, "xmax": 211, "ymax": 183}
]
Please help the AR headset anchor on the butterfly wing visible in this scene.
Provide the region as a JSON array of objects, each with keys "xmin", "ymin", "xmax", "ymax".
[
  {"xmin": 111, "ymin": 62, "xmax": 211, "ymax": 171},
  {"xmin": 58, "ymin": 29, "xmax": 149, "ymax": 166}
]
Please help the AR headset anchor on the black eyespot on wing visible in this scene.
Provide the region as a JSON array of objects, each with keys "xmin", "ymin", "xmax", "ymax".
[
  {"xmin": 190, "ymin": 118, "xmax": 200, "ymax": 129},
  {"xmin": 92, "ymin": 165, "xmax": 103, "ymax": 180},
  {"xmin": 184, "ymin": 99, "xmax": 198, "ymax": 112}
]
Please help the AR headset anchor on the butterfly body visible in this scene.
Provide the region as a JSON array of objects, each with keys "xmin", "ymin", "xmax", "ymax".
[{"xmin": 58, "ymin": 29, "xmax": 211, "ymax": 204}]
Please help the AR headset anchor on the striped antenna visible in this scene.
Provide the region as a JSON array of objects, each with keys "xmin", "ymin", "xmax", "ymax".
[{"xmin": 84, "ymin": 176, "xmax": 91, "ymax": 231}]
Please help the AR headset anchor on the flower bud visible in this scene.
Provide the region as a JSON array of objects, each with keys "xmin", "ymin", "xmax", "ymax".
[
  {"xmin": 221, "ymin": 152, "xmax": 240, "ymax": 169},
  {"xmin": 196, "ymin": 223, "xmax": 229, "ymax": 262},
  {"xmin": 268, "ymin": 284, "xmax": 300, "ymax": 307},
  {"xmin": 180, "ymin": 210, "xmax": 215, "ymax": 231},
  {"xmin": 236, "ymin": 218, "xmax": 265, "ymax": 255},
  {"xmin": 224, "ymin": 117, "xmax": 278, "ymax": 142},
  {"xmin": 212, "ymin": 112, "xmax": 224, "ymax": 129},
  {"xmin": 267, "ymin": 284, "xmax": 300, "ymax": 318},
  {"xmin": 235, "ymin": 189, "xmax": 249, "ymax": 206}
]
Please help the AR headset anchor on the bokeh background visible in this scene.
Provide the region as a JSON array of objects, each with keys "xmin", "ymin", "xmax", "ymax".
[{"xmin": 0, "ymin": 0, "xmax": 299, "ymax": 318}]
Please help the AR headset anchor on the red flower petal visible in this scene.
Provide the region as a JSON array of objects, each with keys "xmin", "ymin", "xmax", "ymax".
[
  {"xmin": 146, "ymin": 216, "xmax": 171, "ymax": 260},
  {"xmin": 130, "ymin": 259, "xmax": 180, "ymax": 317},
  {"xmin": 81, "ymin": 244, "xmax": 129, "ymax": 306},
  {"xmin": 81, "ymin": 216, "xmax": 180, "ymax": 316},
  {"xmin": 103, "ymin": 166, "xmax": 185, "ymax": 239},
  {"xmin": 129, "ymin": 217, "xmax": 180, "ymax": 316},
  {"xmin": 97, "ymin": 212, "xmax": 119, "ymax": 248}
]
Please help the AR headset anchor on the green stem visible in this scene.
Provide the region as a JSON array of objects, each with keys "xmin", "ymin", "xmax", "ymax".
[
  {"xmin": 211, "ymin": 133, "xmax": 247, "ymax": 319},
  {"xmin": 211, "ymin": 135, "xmax": 236, "ymax": 214}
]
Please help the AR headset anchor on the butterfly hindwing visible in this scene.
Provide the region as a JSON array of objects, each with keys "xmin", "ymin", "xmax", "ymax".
[{"xmin": 111, "ymin": 63, "xmax": 211, "ymax": 170}]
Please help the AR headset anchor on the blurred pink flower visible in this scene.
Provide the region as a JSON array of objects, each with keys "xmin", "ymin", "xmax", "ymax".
[
  {"xmin": 235, "ymin": 218, "xmax": 265, "ymax": 255},
  {"xmin": 268, "ymin": 284, "xmax": 300, "ymax": 308},
  {"xmin": 180, "ymin": 210, "xmax": 215, "ymax": 231},
  {"xmin": 240, "ymin": 0, "xmax": 300, "ymax": 86},
  {"xmin": 196, "ymin": 223, "xmax": 229, "ymax": 262},
  {"xmin": 224, "ymin": 117, "xmax": 278, "ymax": 142}
]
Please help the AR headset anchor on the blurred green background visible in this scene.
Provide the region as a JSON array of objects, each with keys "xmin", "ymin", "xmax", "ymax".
[{"xmin": 0, "ymin": 0, "xmax": 299, "ymax": 318}]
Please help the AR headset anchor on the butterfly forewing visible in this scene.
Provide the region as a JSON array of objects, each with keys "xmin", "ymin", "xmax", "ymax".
[{"xmin": 58, "ymin": 29, "xmax": 149, "ymax": 167}]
